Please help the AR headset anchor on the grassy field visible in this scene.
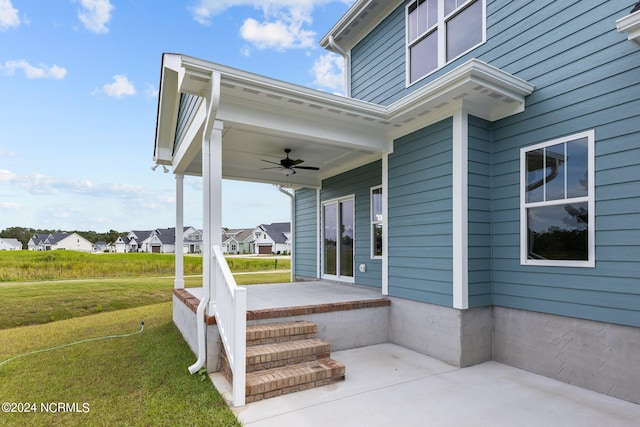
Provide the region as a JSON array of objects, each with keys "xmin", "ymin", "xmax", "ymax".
[
  {"xmin": 0, "ymin": 251, "xmax": 292, "ymax": 426},
  {"xmin": 0, "ymin": 251, "xmax": 290, "ymax": 282}
]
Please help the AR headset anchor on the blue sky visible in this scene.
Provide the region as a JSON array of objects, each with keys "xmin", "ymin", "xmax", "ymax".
[{"xmin": 0, "ymin": 0, "xmax": 353, "ymax": 232}]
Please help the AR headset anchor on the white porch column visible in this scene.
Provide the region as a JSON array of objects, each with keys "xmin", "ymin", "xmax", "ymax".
[
  {"xmin": 382, "ymin": 152, "xmax": 389, "ymax": 296},
  {"xmin": 452, "ymin": 110, "xmax": 469, "ymax": 310},
  {"xmin": 175, "ymin": 173, "xmax": 185, "ymax": 289},
  {"xmin": 203, "ymin": 120, "xmax": 224, "ymax": 304}
]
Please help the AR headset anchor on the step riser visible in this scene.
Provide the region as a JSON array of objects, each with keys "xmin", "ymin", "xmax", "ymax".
[
  {"xmin": 246, "ymin": 339, "xmax": 331, "ymax": 373},
  {"xmin": 246, "ymin": 321, "xmax": 317, "ymax": 346},
  {"xmin": 245, "ymin": 359, "xmax": 345, "ymax": 403},
  {"xmin": 221, "ymin": 320, "xmax": 345, "ymax": 403}
]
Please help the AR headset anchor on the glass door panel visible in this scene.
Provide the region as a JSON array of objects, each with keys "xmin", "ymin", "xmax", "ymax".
[
  {"xmin": 324, "ymin": 203, "xmax": 337, "ymax": 275},
  {"xmin": 323, "ymin": 198, "xmax": 354, "ymax": 281},
  {"xmin": 340, "ymin": 200, "xmax": 354, "ymax": 277}
]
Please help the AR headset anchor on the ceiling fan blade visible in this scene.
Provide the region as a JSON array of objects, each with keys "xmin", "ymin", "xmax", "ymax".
[
  {"xmin": 292, "ymin": 159, "xmax": 304, "ymax": 165},
  {"xmin": 293, "ymin": 166, "xmax": 320, "ymax": 170},
  {"xmin": 260, "ymin": 167, "xmax": 282, "ymax": 170},
  {"xmin": 261, "ymin": 159, "xmax": 282, "ymax": 166}
]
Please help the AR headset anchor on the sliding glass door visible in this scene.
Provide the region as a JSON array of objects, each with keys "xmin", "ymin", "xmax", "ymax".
[{"xmin": 323, "ymin": 197, "xmax": 354, "ymax": 282}]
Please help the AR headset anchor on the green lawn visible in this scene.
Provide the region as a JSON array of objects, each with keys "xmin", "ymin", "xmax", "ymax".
[
  {"xmin": 0, "ymin": 303, "xmax": 240, "ymax": 427},
  {"xmin": 0, "ymin": 251, "xmax": 292, "ymax": 425}
]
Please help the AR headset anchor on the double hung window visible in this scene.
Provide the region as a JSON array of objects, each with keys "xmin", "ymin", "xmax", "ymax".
[
  {"xmin": 520, "ymin": 131, "xmax": 595, "ymax": 267},
  {"xmin": 407, "ymin": 0, "xmax": 485, "ymax": 84}
]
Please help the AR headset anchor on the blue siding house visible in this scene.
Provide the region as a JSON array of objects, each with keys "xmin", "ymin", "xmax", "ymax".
[{"xmin": 154, "ymin": 0, "xmax": 640, "ymax": 406}]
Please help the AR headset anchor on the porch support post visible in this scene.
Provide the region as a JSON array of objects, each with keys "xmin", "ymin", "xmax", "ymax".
[
  {"xmin": 452, "ymin": 110, "xmax": 469, "ymax": 310},
  {"xmin": 175, "ymin": 173, "xmax": 185, "ymax": 289},
  {"xmin": 206, "ymin": 120, "xmax": 224, "ymax": 308},
  {"xmin": 382, "ymin": 152, "xmax": 389, "ymax": 296}
]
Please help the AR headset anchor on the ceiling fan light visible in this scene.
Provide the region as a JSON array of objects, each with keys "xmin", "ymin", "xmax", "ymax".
[{"xmin": 281, "ymin": 167, "xmax": 295, "ymax": 176}]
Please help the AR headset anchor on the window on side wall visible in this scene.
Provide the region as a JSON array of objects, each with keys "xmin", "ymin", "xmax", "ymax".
[
  {"xmin": 520, "ymin": 130, "xmax": 595, "ymax": 267},
  {"xmin": 407, "ymin": 0, "xmax": 485, "ymax": 85},
  {"xmin": 371, "ymin": 186, "xmax": 383, "ymax": 258}
]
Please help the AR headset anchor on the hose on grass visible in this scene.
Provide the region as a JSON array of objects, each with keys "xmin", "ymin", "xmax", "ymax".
[{"xmin": 0, "ymin": 321, "xmax": 145, "ymax": 368}]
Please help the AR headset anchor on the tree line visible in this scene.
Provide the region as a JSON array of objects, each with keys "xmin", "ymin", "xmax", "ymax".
[{"xmin": 0, "ymin": 227, "xmax": 126, "ymax": 249}]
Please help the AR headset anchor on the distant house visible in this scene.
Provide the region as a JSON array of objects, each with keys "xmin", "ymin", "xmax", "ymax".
[
  {"xmin": 0, "ymin": 238, "xmax": 22, "ymax": 251},
  {"xmin": 28, "ymin": 232, "xmax": 93, "ymax": 252},
  {"xmin": 253, "ymin": 223, "xmax": 291, "ymax": 255},
  {"xmin": 222, "ymin": 229, "xmax": 254, "ymax": 254},
  {"xmin": 143, "ymin": 228, "xmax": 176, "ymax": 253},
  {"xmin": 114, "ymin": 236, "xmax": 131, "ymax": 253},
  {"xmin": 92, "ymin": 241, "xmax": 109, "ymax": 253},
  {"xmin": 127, "ymin": 230, "xmax": 154, "ymax": 252},
  {"xmin": 183, "ymin": 227, "xmax": 203, "ymax": 254}
]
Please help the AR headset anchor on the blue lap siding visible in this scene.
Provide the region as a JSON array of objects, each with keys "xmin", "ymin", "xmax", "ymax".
[{"xmin": 388, "ymin": 118, "xmax": 453, "ymax": 306}]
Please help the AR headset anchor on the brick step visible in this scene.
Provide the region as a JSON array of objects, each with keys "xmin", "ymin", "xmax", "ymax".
[
  {"xmin": 246, "ymin": 338, "xmax": 331, "ymax": 373},
  {"xmin": 246, "ymin": 321, "xmax": 317, "ymax": 346},
  {"xmin": 245, "ymin": 358, "xmax": 345, "ymax": 403}
]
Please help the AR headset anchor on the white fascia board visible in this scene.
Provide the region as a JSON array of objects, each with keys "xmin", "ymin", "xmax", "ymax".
[
  {"xmin": 617, "ymin": 10, "xmax": 640, "ymax": 47},
  {"xmin": 154, "ymin": 56, "xmax": 182, "ymax": 164},
  {"xmin": 320, "ymin": 0, "xmax": 404, "ymax": 53}
]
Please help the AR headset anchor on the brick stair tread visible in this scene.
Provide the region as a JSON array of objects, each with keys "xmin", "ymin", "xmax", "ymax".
[
  {"xmin": 245, "ymin": 358, "xmax": 345, "ymax": 402},
  {"xmin": 246, "ymin": 321, "xmax": 317, "ymax": 346},
  {"xmin": 246, "ymin": 338, "xmax": 331, "ymax": 372}
]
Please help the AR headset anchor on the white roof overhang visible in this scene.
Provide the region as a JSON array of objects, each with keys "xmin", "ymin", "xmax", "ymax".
[
  {"xmin": 617, "ymin": 9, "xmax": 640, "ymax": 47},
  {"xmin": 154, "ymin": 54, "xmax": 534, "ymax": 188},
  {"xmin": 320, "ymin": 0, "xmax": 403, "ymax": 53}
]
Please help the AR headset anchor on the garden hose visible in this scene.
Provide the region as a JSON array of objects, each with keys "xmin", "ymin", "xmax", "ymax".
[{"xmin": 0, "ymin": 321, "xmax": 144, "ymax": 368}]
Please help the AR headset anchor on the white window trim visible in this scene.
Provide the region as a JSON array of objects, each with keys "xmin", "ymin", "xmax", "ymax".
[
  {"xmin": 370, "ymin": 185, "xmax": 383, "ymax": 259},
  {"xmin": 406, "ymin": 0, "xmax": 487, "ymax": 87},
  {"xmin": 519, "ymin": 130, "xmax": 595, "ymax": 268},
  {"xmin": 321, "ymin": 195, "xmax": 356, "ymax": 283}
]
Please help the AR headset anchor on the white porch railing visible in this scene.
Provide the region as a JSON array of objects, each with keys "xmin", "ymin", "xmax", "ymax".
[{"xmin": 212, "ymin": 245, "xmax": 247, "ymax": 407}]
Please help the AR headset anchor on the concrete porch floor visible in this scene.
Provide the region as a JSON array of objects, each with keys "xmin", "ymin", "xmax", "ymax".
[
  {"xmin": 187, "ymin": 280, "xmax": 384, "ymax": 311},
  {"xmin": 231, "ymin": 343, "xmax": 640, "ymax": 427}
]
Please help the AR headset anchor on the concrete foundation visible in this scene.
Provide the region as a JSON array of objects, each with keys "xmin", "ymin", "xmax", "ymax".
[
  {"xmin": 173, "ymin": 285, "xmax": 640, "ymax": 405},
  {"xmin": 493, "ymin": 306, "xmax": 640, "ymax": 404},
  {"xmin": 389, "ymin": 296, "xmax": 492, "ymax": 367},
  {"xmin": 247, "ymin": 306, "xmax": 390, "ymax": 352}
]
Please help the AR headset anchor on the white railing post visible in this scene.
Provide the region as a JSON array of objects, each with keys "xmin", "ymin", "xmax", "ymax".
[{"xmin": 212, "ymin": 245, "xmax": 246, "ymax": 407}]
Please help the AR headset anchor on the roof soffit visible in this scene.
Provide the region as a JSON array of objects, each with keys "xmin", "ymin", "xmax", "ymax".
[
  {"xmin": 617, "ymin": 9, "xmax": 640, "ymax": 47},
  {"xmin": 320, "ymin": 0, "xmax": 404, "ymax": 53},
  {"xmin": 158, "ymin": 55, "xmax": 534, "ymax": 185}
]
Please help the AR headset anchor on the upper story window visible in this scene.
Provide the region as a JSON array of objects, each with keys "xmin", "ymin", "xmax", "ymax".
[
  {"xmin": 520, "ymin": 130, "xmax": 595, "ymax": 267},
  {"xmin": 407, "ymin": 0, "xmax": 485, "ymax": 85}
]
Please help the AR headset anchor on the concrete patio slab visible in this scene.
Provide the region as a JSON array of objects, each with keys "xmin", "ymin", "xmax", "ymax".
[{"xmin": 231, "ymin": 343, "xmax": 640, "ymax": 427}]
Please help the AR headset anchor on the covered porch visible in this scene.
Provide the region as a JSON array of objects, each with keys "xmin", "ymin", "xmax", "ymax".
[{"xmin": 153, "ymin": 53, "xmax": 533, "ymax": 406}]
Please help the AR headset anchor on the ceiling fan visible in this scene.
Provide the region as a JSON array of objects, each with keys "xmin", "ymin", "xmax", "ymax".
[{"xmin": 261, "ymin": 148, "xmax": 320, "ymax": 176}]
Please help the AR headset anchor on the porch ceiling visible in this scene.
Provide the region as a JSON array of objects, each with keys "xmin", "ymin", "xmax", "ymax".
[{"xmin": 154, "ymin": 54, "xmax": 534, "ymax": 188}]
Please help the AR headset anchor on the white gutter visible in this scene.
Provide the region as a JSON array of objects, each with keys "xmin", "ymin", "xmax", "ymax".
[
  {"xmin": 328, "ymin": 35, "xmax": 351, "ymax": 97},
  {"xmin": 188, "ymin": 71, "xmax": 221, "ymax": 375},
  {"xmin": 276, "ymin": 185, "xmax": 295, "ymax": 282}
]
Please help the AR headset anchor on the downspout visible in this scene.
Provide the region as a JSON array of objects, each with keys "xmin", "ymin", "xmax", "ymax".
[
  {"xmin": 188, "ymin": 70, "xmax": 221, "ymax": 375},
  {"xmin": 276, "ymin": 185, "xmax": 295, "ymax": 282},
  {"xmin": 328, "ymin": 35, "xmax": 351, "ymax": 97}
]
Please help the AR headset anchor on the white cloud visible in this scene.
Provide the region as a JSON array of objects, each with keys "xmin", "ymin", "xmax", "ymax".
[
  {"xmin": 77, "ymin": 0, "xmax": 114, "ymax": 34},
  {"xmin": 240, "ymin": 17, "xmax": 315, "ymax": 51},
  {"xmin": 0, "ymin": 148, "xmax": 17, "ymax": 157},
  {"xmin": 0, "ymin": 201, "xmax": 19, "ymax": 209},
  {"xmin": 144, "ymin": 83, "xmax": 159, "ymax": 98},
  {"xmin": 0, "ymin": 0, "xmax": 19, "ymax": 31},
  {"xmin": 101, "ymin": 74, "xmax": 136, "ymax": 98},
  {"xmin": 189, "ymin": 0, "xmax": 354, "ymax": 52},
  {"xmin": 2, "ymin": 60, "xmax": 67, "ymax": 80},
  {"xmin": 311, "ymin": 52, "xmax": 344, "ymax": 93}
]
